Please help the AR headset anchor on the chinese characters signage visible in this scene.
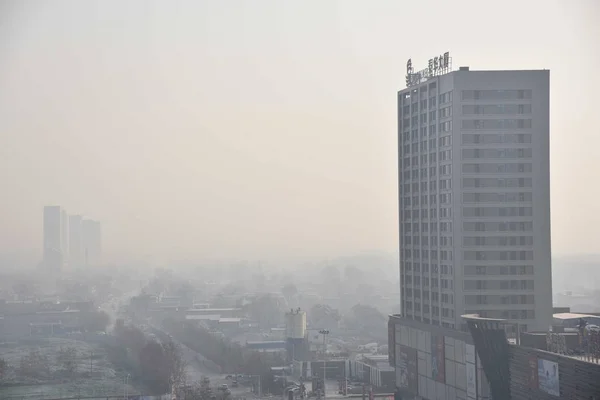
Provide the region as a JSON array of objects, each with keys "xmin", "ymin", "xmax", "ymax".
[{"xmin": 405, "ymin": 52, "xmax": 451, "ymax": 87}]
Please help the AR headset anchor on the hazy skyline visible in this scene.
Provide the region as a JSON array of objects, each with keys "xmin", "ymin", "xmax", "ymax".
[{"xmin": 0, "ymin": 0, "xmax": 598, "ymax": 263}]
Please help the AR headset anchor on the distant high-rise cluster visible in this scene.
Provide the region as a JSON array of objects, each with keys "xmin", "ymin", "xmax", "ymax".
[{"xmin": 43, "ymin": 206, "xmax": 102, "ymax": 272}]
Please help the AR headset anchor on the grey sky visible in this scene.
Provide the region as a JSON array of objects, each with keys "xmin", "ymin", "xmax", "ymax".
[{"xmin": 0, "ymin": 0, "xmax": 598, "ymax": 263}]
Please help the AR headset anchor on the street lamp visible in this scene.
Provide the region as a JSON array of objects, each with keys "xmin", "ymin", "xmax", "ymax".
[{"xmin": 319, "ymin": 330, "xmax": 330, "ymax": 398}]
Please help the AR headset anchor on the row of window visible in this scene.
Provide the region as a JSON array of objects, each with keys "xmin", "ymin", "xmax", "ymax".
[
  {"xmin": 463, "ymin": 206, "xmax": 533, "ymax": 218},
  {"xmin": 462, "ymin": 104, "xmax": 532, "ymax": 115},
  {"xmin": 402, "ymin": 235, "xmax": 453, "ymax": 246},
  {"xmin": 461, "ymin": 90, "xmax": 532, "ymax": 101},
  {"xmin": 402, "ymin": 192, "xmax": 452, "ymax": 207},
  {"xmin": 405, "ymin": 288, "xmax": 449, "ymax": 301},
  {"xmin": 462, "ymin": 119, "xmax": 532, "ymax": 130},
  {"xmin": 402, "ymin": 234, "xmax": 533, "ymax": 247},
  {"xmin": 406, "ymin": 250, "xmax": 453, "ymax": 261},
  {"xmin": 464, "ymin": 294, "xmax": 535, "ymax": 305},
  {"xmin": 462, "ymin": 133, "xmax": 532, "ymax": 145},
  {"xmin": 464, "ymin": 265, "xmax": 534, "ymax": 276},
  {"xmin": 402, "ymin": 178, "xmax": 452, "ymax": 193},
  {"xmin": 403, "ymin": 222, "xmax": 453, "ymax": 234},
  {"xmin": 463, "ymin": 250, "xmax": 534, "ymax": 261},
  {"xmin": 440, "ymin": 106, "xmax": 452, "ymax": 118},
  {"xmin": 401, "ymin": 118, "xmax": 455, "ymax": 132},
  {"xmin": 462, "ymin": 163, "xmax": 532, "ymax": 174},
  {"xmin": 403, "ymin": 263, "xmax": 453, "ymax": 274},
  {"xmin": 401, "ymin": 165, "xmax": 454, "ymax": 183},
  {"xmin": 463, "ymin": 221, "xmax": 533, "ymax": 233},
  {"xmin": 463, "ymin": 279, "xmax": 534, "ymax": 291},
  {"xmin": 401, "ymin": 150, "xmax": 452, "ymax": 167},
  {"xmin": 462, "ymin": 148, "xmax": 533, "ymax": 159},
  {"xmin": 403, "ymin": 249, "xmax": 454, "ymax": 260},
  {"xmin": 402, "ymin": 207, "xmax": 453, "ymax": 220},
  {"xmin": 401, "ymin": 126, "xmax": 439, "ymax": 142},
  {"xmin": 399, "ymin": 85, "xmax": 440, "ymax": 106},
  {"xmin": 405, "ymin": 303, "xmax": 455, "ymax": 318},
  {"xmin": 404, "ymin": 275, "xmax": 453, "ymax": 288},
  {"xmin": 463, "ymin": 177, "xmax": 532, "ymax": 188},
  {"xmin": 463, "ymin": 236, "xmax": 534, "ymax": 247},
  {"xmin": 402, "ymin": 135, "xmax": 453, "ymax": 154},
  {"xmin": 462, "ymin": 192, "xmax": 533, "ymax": 203}
]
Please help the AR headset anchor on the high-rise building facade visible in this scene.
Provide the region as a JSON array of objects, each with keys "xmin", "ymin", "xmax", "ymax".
[
  {"xmin": 43, "ymin": 205, "xmax": 64, "ymax": 272},
  {"xmin": 398, "ymin": 64, "xmax": 552, "ymax": 333},
  {"xmin": 61, "ymin": 210, "xmax": 69, "ymax": 266},
  {"xmin": 69, "ymin": 214, "xmax": 83, "ymax": 268},
  {"xmin": 82, "ymin": 219, "xmax": 102, "ymax": 266}
]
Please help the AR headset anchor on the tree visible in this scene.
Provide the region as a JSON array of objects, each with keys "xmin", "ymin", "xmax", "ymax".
[
  {"xmin": 57, "ymin": 346, "xmax": 78, "ymax": 375},
  {"xmin": 139, "ymin": 341, "xmax": 171, "ymax": 394},
  {"xmin": 182, "ymin": 376, "xmax": 214, "ymax": 400},
  {"xmin": 344, "ymin": 304, "xmax": 387, "ymax": 339},
  {"xmin": 309, "ymin": 304, "xmax": 341, "ymax": 329},
  {"xmin": 81, "ymin": 310, "xmax": 111, "ymax": 332},
  {"xmin": 281, "ymin": 284, "xmax": 298, "ymax": 301},
  {"xmin": 162, "ymin": 340, "xmax": 187, "ymax": 387},
  {"xmin": 114, "ymin": 324, "xmax": 147, "ymax": 355},
  {"xmin": 344, "ymin": 266, "xmax": 365, "ymax": 284},
  {"xmin": 244, "ymin": 294, "xmax": 285, "ymax": 327},
  {"xmin": 18, "ymin": 350, "xmax": 50, "ymax": 379}
]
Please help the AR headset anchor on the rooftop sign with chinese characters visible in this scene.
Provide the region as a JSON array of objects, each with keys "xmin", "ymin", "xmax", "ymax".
[{"xmin": 405, "ymin": 52, "xmax": 452, "ymax": 87}]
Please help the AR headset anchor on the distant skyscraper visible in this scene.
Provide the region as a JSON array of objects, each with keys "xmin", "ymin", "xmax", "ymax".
[
  {"xmin": 82, "ymin": 219, "xmax": 102, "ymax": 266},
  {"xmin": 61, "ymin": 210, "xmax": 69, "ymax": 266},
  {"xmin": 398, "ymin": 64, "xmax": 552, "ymax": 332},
  {"xmin": 69, "ymin": 214, "xmax": 83, "ymax": 268},
  {"xmin": 43, "ymin": 206, "xmax": 64, "ymax": 272}
]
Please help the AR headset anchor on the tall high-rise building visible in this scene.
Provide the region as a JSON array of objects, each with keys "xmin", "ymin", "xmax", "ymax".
[
  {"xmin": 398, "ymin": 61, "xmax": 552, "ymax": 332},
  {"xmin": 43, "ymin": 205, "xmax": 64, "ymax": 272},
  {"xmin": 82, "ymin": 219, "xmax": 102, "ymax": 266},
  {"xmin": 61, "ymin": 210, "xmax": 69, "ymax": 266},
  {"xmin": 69, "ymin": 214, "xmax": 83, "ymax": 268}
]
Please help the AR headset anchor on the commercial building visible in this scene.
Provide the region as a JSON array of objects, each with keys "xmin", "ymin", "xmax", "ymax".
[
  {"xmin": 43, "ymin": 205, "xmax": 64, "ymax": 272},
  {"xmin": 388, "ymin": 314, "xmax": 491, "ymax": 399},
  {"xmin": 61, "ymin": 210, "xmax": 69, "ymax": 265},
  {"xmin": 82, "ymin": 219, "xmax": 102, "ymax": 266},
  {"xmin": 69, "ymin": 214, "xmax": 83, "ymax": 268},
  {"xmin": 398, "ymin": 54, "xmax": 552, "ymax": 333},
  {"xmin": 463, "ymin": 314, "xmax": 600, "ymax": 399}
]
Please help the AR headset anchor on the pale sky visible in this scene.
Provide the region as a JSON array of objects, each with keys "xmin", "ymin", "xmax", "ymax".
[{"xmin": 0, "ymin": 0, "xmax": 598, "ymax": 263}]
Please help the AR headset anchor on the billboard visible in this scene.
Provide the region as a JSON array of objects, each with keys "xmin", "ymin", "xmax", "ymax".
[
  {"xmin": 528, "ymin": 355, "xmax": 538, "ymax": 388},
  {"xmin": 431, "ymin": 335, "xmax": 445, "ymax": 383},
  {"xmin": 537, "ymin": 359, "xmax": 560, "ymax": 397},
  {"xmin": 397, "ymin": 345, "xmax": 418, "ymax": 393}
]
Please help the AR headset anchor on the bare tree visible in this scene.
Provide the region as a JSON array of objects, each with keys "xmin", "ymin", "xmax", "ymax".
[
  {"xmin": 18, "ymin": 350, "xmax": 50, "ymax": 379},
  {"xmin": 57, "ymin": 346, "xmax": 78, "ymax": 375},
  {"xmin": 163, "ymin": 339, "xmax": 187, "ymax": 387}
]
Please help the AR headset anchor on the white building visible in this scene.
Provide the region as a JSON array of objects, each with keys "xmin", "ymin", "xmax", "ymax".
[
  {"xmin": 43, "ymin": 205, "xmax": 64, "ymax": 272},
  {"xmin": 398, "ymin": 58, "xmax": 552, "ymax": 333}
]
